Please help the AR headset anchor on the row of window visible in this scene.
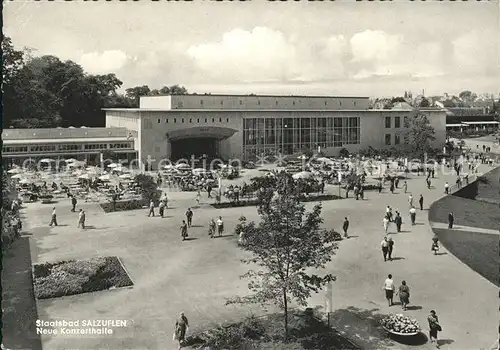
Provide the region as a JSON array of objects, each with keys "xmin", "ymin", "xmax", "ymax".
[
  {"xmin": 177, "ymin": 100, "xmax": 356, "ymax": 108},
  {"xmin": 157, "ymin": 117, "xmax": 230, "ymax": 124},
  {"xmin": 384, "ymin": 133, "xmax": 408, "ymax": 146},
  {"xmin": 3, "ymin": 143, "xmax": 133, "ymax": 153},
  {"xmin": 385, "ymin": 116, "xmax": 409, "ymax": 129}
]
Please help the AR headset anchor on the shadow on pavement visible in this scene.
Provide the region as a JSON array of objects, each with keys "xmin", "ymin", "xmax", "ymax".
[
  {"xmin": 1, "ymin": 236, "xmax": 42, "ymax": 350},
  {"xmin": 327, "ymin": 306, "xmax": 429, "ymax": 349}
]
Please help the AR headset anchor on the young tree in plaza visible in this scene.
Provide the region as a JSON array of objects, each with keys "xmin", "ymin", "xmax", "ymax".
[
  {"xmin": 404, "ymin": 113, "xmax": 436, "ymax": 160},
  {"xmin": 227, "ymin": 184, "xmax": 338, "ymax": 341}
]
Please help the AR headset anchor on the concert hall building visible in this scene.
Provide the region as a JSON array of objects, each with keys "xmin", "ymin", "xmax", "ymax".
[{"xmin": 104, "ymin": 94, "xmax": 446, "ymax": 169}]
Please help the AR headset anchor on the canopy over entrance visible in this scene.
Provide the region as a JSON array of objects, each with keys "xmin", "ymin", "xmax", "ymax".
[{"xmin": 166, "ymin": 126, "xmax": 238, "ymax": 141}]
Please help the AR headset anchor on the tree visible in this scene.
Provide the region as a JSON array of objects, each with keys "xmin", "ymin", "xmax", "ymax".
[
  {"xmin": 157, "ymin": 85, "xmax": 188, "ymax": 95},
  {"xmin": 419, "ymin": 98, "xmax": 431, "ymax": 108},
  {"xmin": 404, "ymin": 113, "xmax": 436, "ymax": 160},
  {"xmin": 227, "ymin": 181, "xmax": 338, "ymax": 341},
  {"xmin": 134, "ymin": 174, "xmax": 161, "ymax": 205},
  {"xmin": 125, "ymin": 85, "xmax": 151, "ymax": 107},
  {"xmin": 459, "ymin": 90, "xmax": 477, "ymax": 104}
]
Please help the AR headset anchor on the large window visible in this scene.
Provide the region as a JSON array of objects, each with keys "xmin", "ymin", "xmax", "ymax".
[
  {"xmin": 394, "ymin": 133, "xmax": 401, "ymax": 145},
  {"xmin": 394, "ymin": 116, "xmax": 401, "ymax": 128},
  {"xmin": 385, "ymin": 134, "xmax": 391, "ymax": 146},
  {"xmin": 385, "ymin": 117, "xmax": 391, "ymax": 128},
  {"xmin": 242, "ymin": 116, "xmax": 361, "ymax": 160},
  {"xmin": 31, "ymin": 145, "xmax": 57, "ymax": 152},
  {"xmin": 3, "ymin": 146, "xmax": 28, "ymax": 153}
]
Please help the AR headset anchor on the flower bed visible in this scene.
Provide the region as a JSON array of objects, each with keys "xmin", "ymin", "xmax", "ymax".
[
  {"xmin": 99, "ymin": 198, "xmax": 148, "ymax": 213},
  {"xmin": 380, "ymin": 314, "xmax": 420, "ymax": 335},
  {"xmin": 33, "ymin": 256, "xmax": 133, "ymax": 299}
]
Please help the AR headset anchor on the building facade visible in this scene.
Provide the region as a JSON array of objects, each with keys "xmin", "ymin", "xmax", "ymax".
[
  {"xmin": 104, "ymin": 95, "xmax": 446, "ymax": 170},
  {"xmin": 1, "ymin": 127, "xmax": 137, "ymax": 166}
]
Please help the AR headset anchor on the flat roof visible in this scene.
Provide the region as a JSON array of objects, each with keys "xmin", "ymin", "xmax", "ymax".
[
  {"xmin": 462, "ymin": 121, "xmax": 499, "ymax": 125},
  {"xmin": 446, "ymin": 123, "xmax": 467, "ymax": 127},
  {"xmin": 104, "ymin": 108, "xmax": 410, "ymax": 113},
  {"xmin": 3, "ymin": 137, "xmax": 132, "ymax": 145},
  {"xmin": 144, "ymin": 94, "xmax": 369, "ymax": 99}
]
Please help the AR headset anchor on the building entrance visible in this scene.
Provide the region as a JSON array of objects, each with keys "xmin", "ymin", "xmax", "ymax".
[{"xmin": 170, "ymin": 138, "xmax": 218, "ymax": 161}]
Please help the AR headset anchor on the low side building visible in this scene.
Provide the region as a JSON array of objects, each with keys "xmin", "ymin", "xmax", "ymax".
[{"xmin": 2, "ymin": 127, "xmax": 137, "ymax": 166}]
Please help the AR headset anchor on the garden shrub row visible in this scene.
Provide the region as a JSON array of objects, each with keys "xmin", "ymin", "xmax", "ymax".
[
  {"xmin": 33, "ymin": 256, "xmax": 133, "ymax": 299},
  {"xmin": 184, "ymin": 312, "xmax": 359, "ymax": 350},
  {"xmin": 211, "ymin": 194, "xmax": 342, "ymax": 209},
  {"xmin": 99, "ymin": 198, "xmax": 149, "ymax": 213}
]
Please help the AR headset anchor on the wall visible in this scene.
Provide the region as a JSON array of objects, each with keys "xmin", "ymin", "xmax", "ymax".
[
  {"xmin": 139, "ymin": 96, "xmax": 172, "ymax": 109},
  {"xmin": 168, "ymin": 95, "xmax": 370, "ymax": 110},
  {"xmin": 137, "ymin": 111, "xmax": 243, "ymax": 169}
]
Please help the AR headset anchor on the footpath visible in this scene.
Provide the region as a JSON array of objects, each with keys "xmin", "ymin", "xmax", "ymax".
[{"xmin": 307, "ymin": 163, "xmax": 499, "ymax": 350}]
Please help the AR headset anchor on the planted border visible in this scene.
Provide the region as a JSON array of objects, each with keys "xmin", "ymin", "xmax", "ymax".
[
  {"xmin": 33, "ymin": 256, "xmax": 133, "ymax": 299},
  {"xmin": 99, "ymin": 198, "xmax": 148, "ymax": 213},
  {"xmin": 211, "ymin": 194, "xmax": 342, "ymax": 209}
]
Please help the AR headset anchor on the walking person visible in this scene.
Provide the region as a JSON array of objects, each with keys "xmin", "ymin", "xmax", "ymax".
[
  {"xmin": 419, "ymin": 194, "xmax": 424, "ymax": 210},
  {"xmin": 71, "ymin": 196, "xmax": 77, "ymax": 212},
  {"xmin": 448, "ymin": 212, "xmax": 454, "ymax": 229},
  {"xmin": 381, "ymin": 237, "xmax": 390, "ymax": 261},
  {"xmin": 148, "ymin": 200, "xmax": 155, "ymax": 217},
  {"xmin": 409, "ymin": 206, "xmax": 417, "ymax": 225},
  {"xmin": 387, "ymin": 237, "xmax": 394, "ymax": 261},
  {"xmin": 196, "ymin": 190, "xmax": 201, "ymax": 207},
  {"xmin": 403, "ymin": 181, "xmax": 408, "ymax": 193},
  {"xmin": 428, "ymin": 310, "xmax": 442, "ymax": 348},
  {"xmin": 444, "ymin": 182, "xmax": 449, "ymax": 194},
  {"xmin": 208, "ymin": 218, "xmax": 216, "ymax": 238},
  {"xmin": 397, "ymin": 281, "xmax": 410, "ymax": 311},
  {"xmin": 431, "ymin": 235, "xmax": 440, "ymax": 255},
  {"xmin": 394, "ymin": 211, "xmax": 402, "ymax": 232},
  {"xmin": 427, "ymin": 177, "xmax": 431, "ymax": 189},
  {"xmin": 383, "ymin": 274, "xmax": 395, "ymax": 306},
  {"xmin": 342, "ymin": 217, "xmax": 349, "ymax": 239},
  {"xmin": 216, "ymin": 216, "xmax": 224, "ymax": 237},
  {"xmin": 77, "ymin": 209, "xmax": 86, "ymax": 229},
  {"xmin": 186, "ymin": 208, "xmax": 193, "ymax": 228},
  {"xmin": 180, "ymin": 220, "xmax": 188, "ymax": 241},
  {"xmin": 49, "ymin": 207, "xmax": 58, "ymax": 227},
  {"xmin": 173, "ymin": 312, "xmax": 189, "ymax": 349},
  {"xmin": 408, "ymin": 194, "xmax": 413, "ymax": 208},
  {"xmin": 159, "ymin": 200, "xmax": 165, "ymax": 218},
  {"xmin": 383, "ymin": 216, "xmax": 390, "ymax": 234}
]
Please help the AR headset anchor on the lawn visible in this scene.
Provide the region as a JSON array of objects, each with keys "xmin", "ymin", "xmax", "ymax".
[
  {"xmin": 432, "ymin": 228, "xmax": 499, "ymax": 287},
  {"xmin": 33, "ymin": 256, "xmax": 133, "ymax": 299},
  {"xmin": 429, "ymin": 195, "xmax": 499, "ymax": 231}
]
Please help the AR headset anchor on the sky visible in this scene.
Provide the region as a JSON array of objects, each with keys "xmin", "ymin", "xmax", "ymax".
[{"xmin": 4, "ymin": 1, "xmax": 500, "ymax": 98}]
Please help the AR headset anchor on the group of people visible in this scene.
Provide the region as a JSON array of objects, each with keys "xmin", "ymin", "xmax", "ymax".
[
  {"xmin": 179, "ymin": 209, "xmax": 225, "ymax": 241},
  {"xmin": 383, "ymin": 275, "xmax": 443, "ymax": 347},
  {"xmin": 49, "ymin": 205, "xmax": 86, "ymax": 229}
]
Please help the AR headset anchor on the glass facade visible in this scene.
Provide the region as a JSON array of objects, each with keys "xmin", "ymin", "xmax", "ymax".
[{"xmin": 243, "ymin": 116, "xmax": 360, "ymax": 159}]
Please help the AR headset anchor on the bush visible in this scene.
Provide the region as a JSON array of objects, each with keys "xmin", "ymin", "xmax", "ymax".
[
  {"xmin": 241, "ymin": 316, "xmax": 266, "ymax": 339},
  {"xmin": 204, "ymin": 325, "xmax": 244, "ymax": 349},
  {"xmin": 100, "ymin": 198, "xmax": 148, "ymax": 213},
  {"xmin": 134, "ymin": 174, "xmax": 161, "ymax": 205},
  {"xmin": 339, "ymin": 148, "xmax": 350, "ymax": 158}
]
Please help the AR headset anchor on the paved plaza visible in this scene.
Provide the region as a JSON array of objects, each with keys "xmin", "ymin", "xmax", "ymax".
[{"xmin": 4, "ymin": 160, "xmax": 499, "ymax": 350}]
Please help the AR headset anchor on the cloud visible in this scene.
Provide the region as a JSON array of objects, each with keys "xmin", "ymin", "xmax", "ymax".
[
  {"xmin": 349, "ymin": 30, "xmax": 444, "ymax": 79},
  {"xmin": 350, "ymin": 30, "xmax": 402, "ymax": 62},
  {"xmin": 186, "ymin": 27, "xmax": 346, "ymax": 83},
  {"xmin": 452, "ymin": 30, "xmax": 499, "ymax": 75},
  {"xmin": 79, "ymin": 50, "xmax": 128, "ymax": 74}
]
